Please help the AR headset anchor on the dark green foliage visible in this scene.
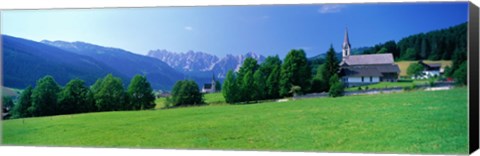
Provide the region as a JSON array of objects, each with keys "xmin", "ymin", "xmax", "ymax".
[
  {"xmin": 222, "ymin": 70, "xmax": 239, "ymax": 104},
  {"xmin": 169, "ymin": 80, "xmax": 204, "ymax": 107},
  {"xmin": 360, "ymin": 22, "xmax": 466, "ymax": 61},
  {"xmin": 280, "ymin": 49, "xmax": 311, "ymax": 97},
  {"xmin": 401, "ymin": 48, "xmax": 417, "ymax": 60},
  {"xmin": 3, "ymin": 96, "xmax": 14, "ymax": 110},
  {"xmin": 253, "ymin": 70, "xmax": 266, "ymax": 101},
  {"xmin": 407, "ymin": 63, "xmax": 425, "ymax": 77},
  {"xmin": 328, "ymin": 74, "xmax": 344, "ymax": 97},
  {"xmin": 237, "ymin": 58, "xmax": 259, "ymax": 102},
  {"xmin": 444, "ymin": 66, "xmax": 453, "ymax": 77},
  {"xmin": 453, "ymin": 62, "xmax": 467, "ymax": 85},
  {"xmin": 127, "ymin": 75, "xmax": 156, "ymax": 110},
  {"xmin": 30, "ymin": 76, "xmax": 61, "ymax": 116},
  {"xmin": 12, "ymin": 86, "xmax": 33, "ymax": 118},
  {"xmin": 261, "ymin": 56, "xmax": 282, "ymax": 99},
  {"xmin": 316, "ymin": 45, "xmax": 341, "ymax": 92},
  {"xmin": 3, "ymin": 96, "xmax": 14, "ymax": 119},
  {"xmin": 265, "ymin": 65, "xmax": 281, "ymax": 99},
  {"xmin": 94, "ymin": 74, "xmax": 127, "ymax": 111},
  {"xmin": 58, "ymin": 79, "xmax": 94, "ymax": 114},
  {"xmin": 215, "ymin": 80, "xmax": 221, "ymax": 92}
]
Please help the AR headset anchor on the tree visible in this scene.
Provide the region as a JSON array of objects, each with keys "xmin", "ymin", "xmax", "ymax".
[
  {"xmin": 94, "ymin": 74, "xmax": 127, "ymax": 111},
  {"xmin": 279, "ymin": 49, "xmax": 311, "ymax": 97},
  {"xmin": 328, "ymin": 74, "xmax": 344, "ymax": 97},
  {"xmin": 127, "ymin": 75, "xmax": 156, "ymax": 110},
  {"xmin": 12, "ymin": 86, "xmax": 33, "ymax": 118},
  {"xmin": 261, "ymin": 55, "xmax": 282, "ymax": 99},
  {"xmin": 169, "ymin": 80, "xmax": 204, "ymax": 107},
  {"xmin": 58, "ymin": 79, "xmax": 93, "ymax": 114},
  {"xmin": 407, "ymin": 63, "xmax": 425, "ymax": 78},
  {"xmin": 30, "ymin": 75, "xmax": 61, "ymax": 116},
  {"xmin": 453, "ymin": 62, "xmax": 467, "ymax": 85},
  {"xmin": 242, "ymin": 70, "xmax": 255, "ymax": 102},
  {"xmin": 237, "ymin": 57, "xmax": 259, "ymax": 102},
  {"xmin": 312, "ymin": 63, "xmax": 329, "ymax": 93},
  {"xmin": 3, "ymin": 96, "xmax": 14, "ymax": 119},
  {"xmin": 222, "ymin": 70, "xmax": 239, "ymax": 104},
  {"xmin": 253, "ymin": 70, "xmax": 266, "ymax": 101},
  {"xmin": 402, "ymin": 48, "xmax": 417, "ymax": 60},
  {"xmin": 215, "ymin": 80, "xmax": 221, "ymax": 92},
  {"xmin": 322, "ymin": 45, "xmax": 340, "ymax": 91},
  {"xmin": 266, "ymin": 65, "xmax": 281, "ymax": 99}
]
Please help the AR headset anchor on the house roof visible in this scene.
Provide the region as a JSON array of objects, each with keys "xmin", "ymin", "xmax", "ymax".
[
  {"xmin": 341, "ymin": 53, "xmax": 395, "ymax": 65},
  {"xmin": 341, "ymin": 64, "xmax": 400, "ymax": 77}
]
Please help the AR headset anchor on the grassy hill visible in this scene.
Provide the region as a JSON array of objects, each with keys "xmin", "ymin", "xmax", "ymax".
[
  {"xmin": 395, "ymin": 60, "xmax": 452, "ymax": 77},
  {"xmin": 2, "ymin": 88, "xmax": 468, "ymax": 154}
]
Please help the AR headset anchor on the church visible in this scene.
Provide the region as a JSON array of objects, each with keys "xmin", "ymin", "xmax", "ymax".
[{"xmin": 339, "ymin": 28, "xmax": 401, "ymax": 87}]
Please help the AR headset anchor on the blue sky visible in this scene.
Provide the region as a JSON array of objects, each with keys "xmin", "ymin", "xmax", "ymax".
[{"xmin": 1, "ymin": 2, "xmax": 468, "ymax": 58}]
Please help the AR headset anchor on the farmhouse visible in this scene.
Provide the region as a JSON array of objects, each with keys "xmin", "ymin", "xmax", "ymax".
[
  {"xmin": 418, "ymin": 60, "xmax": 442, "ymax": 78},
  {"xmin": 201, "ymin": 74, "xmax": 217, "ymax": 93},
  {"xmin": 339, "ymin": 28, "xmax": 401, "ymax": 87}
]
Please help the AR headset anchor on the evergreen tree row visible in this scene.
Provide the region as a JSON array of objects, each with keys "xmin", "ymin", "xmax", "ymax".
[
  {"xmin": 222, "ymin": 47, "xmax": 344, "ymax": 104},
  {"xmin": 10, "ymin": 74, "xmax": 156, "ymax": 119},
  {"xmin": 362, "ymin": 22, "xmax": 467, "ymax": 61}
]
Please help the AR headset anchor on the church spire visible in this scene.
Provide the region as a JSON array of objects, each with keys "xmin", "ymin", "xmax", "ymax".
[{"xmin": 342, "ymin": 27, "xmax": 351, "ymax": 59}]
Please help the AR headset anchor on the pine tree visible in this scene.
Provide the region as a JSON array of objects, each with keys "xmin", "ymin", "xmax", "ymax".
[{"xmin": 323, "ymin": 45, "xmax": 340, "ymax": 91}]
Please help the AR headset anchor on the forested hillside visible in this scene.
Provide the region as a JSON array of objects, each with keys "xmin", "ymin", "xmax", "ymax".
[{"xmin": 361, "ymin": 22, "xmax": 467, "ymax": 61}]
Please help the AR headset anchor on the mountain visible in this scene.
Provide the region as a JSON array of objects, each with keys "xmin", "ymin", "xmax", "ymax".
[
  {"xmin": 147, "ymin": 50, "xmax": 266, "ymax": 78},
  {"xmin": 2, "ymin": 35, "xmax": 128, "ymax": 89},
  {"xmin": 41, "ymin": 40, "xmax": 197, "ymax": 90},
  {"xmin": 147, "ymin": 49, "xmax": 219, "ymax": 72}
]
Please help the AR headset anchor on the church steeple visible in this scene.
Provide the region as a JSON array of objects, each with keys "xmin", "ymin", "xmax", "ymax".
[{"xmin": 342, "ymin": 27, "xmax": 351, "ymax": 59}]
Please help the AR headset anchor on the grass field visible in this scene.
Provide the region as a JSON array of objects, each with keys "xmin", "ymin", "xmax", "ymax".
[
  {"xmin": 344, "ymin": 80, "xmax": 430, "ymax": 91},
  {"xmin": 395, "ymin": 60, "xmax": 452, "ymax": 77},
  {"xmin": 155, "ymin": 92, "xmax": 226, "ymax": 109},
  {"xmin": 2, "ymin": 88, "xmax": 468, "ymax": 154}
]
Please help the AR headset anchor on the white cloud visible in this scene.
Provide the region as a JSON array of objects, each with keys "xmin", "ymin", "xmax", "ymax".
[
  {"xmin": 184, "ymin": 26, "xmax": 193, "ymax": 31},
  {"xmin": 318, "ymin": 5, "xmax": 345, "ymax": 14}
]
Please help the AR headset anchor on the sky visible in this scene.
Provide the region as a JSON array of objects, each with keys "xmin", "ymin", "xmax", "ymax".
[{"xmin": 1, "ymin": 2, "xmax": 469, "ymax": 58}]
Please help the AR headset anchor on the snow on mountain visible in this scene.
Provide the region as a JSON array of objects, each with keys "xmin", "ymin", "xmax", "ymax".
[{"xmin": 147, "ymin": 50, "xmax": 266, "ymax": 78}]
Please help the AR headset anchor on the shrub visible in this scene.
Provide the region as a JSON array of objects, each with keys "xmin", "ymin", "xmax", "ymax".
[{"xmin": 329, "ymin": 82, "xmax": 344, "ymax": 97}]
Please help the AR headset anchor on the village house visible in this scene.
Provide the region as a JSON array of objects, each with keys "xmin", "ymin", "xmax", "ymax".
[
  {"xmin": 339, "ymin": 28, "xmax": 401, "ymax": 87},
  {"xmin": 417, "ymin": 60, "xmax": 442, "ymax": 79}
]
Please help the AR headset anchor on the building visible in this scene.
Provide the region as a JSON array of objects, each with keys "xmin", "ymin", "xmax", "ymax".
[
  {"xmin": 339, "ymin": 28, "xmax": 401, "ymax": 87},
  {"xmin": 201, "ymin": 74, "xmax": 217, "ymax": 93},
  {"xmin": 417, "ymin": 60, "xmax": 442, "ymax": 79}
]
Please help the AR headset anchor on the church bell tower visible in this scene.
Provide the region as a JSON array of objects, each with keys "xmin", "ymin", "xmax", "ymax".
[{"xmin": 342, "ymin": 27, "xmax": 351, "ymax": 59}]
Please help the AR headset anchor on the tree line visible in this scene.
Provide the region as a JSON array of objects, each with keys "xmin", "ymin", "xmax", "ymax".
[
  {"xmin": 361, "ymin": 22, "xmax": 467, "ymax": 61},
  {"xmin": 8, "ymin": 74, "xmax": 156, "ymax": 119},
  {"xmin": 222, "ymin": 46, "xmax": 344, "ymax": 104}
]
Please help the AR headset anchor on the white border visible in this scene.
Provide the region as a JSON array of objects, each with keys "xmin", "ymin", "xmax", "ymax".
[{"xmin": 0, "ymin": 0, "xmax": 478, "ymax": 156}]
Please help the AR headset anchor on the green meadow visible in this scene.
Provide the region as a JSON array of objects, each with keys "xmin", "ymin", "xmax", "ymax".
[{"xmin": 2, "ymin": 88, "xmax": 468, "ymax": 154}]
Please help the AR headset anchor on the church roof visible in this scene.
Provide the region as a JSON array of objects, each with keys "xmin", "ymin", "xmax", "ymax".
[
  {"xmin": 341, "ymin": 64, "xmax": 400, "ymax": 77},
  {"xmin": 341, "ymin": 53, "xmax": 395, "ymax": 65}
]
